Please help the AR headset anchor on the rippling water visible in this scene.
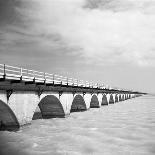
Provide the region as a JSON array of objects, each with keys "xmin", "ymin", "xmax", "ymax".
[{"xmin": 0, "ymin": 95, "xmax": 155, "ymax": 155}]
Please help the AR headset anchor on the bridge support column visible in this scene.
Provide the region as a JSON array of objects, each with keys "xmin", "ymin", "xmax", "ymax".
[
  {"xmin": 83, "ymin": 93, "xmax": 92, "ymax": 109},
  {"xmin": 8, "ymin": 91, "xmax": 39, "ymax": 126},
  {"xmin": 59, "ymin": 93, "xmax": 73, "ymax": 116}
]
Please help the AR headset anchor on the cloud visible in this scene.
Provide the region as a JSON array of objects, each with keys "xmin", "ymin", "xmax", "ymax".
[{"xmin": 1, "ymin": 0, "xmax": 155, "ymax": 67}]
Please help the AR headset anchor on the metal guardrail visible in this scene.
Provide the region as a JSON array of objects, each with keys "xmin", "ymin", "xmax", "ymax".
[{"xmin": 0, "ymin": 64, "xmax": 108, "ymax": 89}]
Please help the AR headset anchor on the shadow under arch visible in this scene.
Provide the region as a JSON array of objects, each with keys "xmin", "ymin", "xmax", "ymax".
[
  {"xmin": 122, "ymin": 95, "xmax": 125, "ymax": 101},
  {"xmin": 71, "ymin": 95, "xmax": 87, "ymax": 112},
  {"xmin": 119, "ymin": 94, "xmax": 122, "ymax": 101},
  {"xmin": 115, "ymin": 94, "xmax": 119, "ymax": 103},
  {"xmin": 102, "ymin": 94, "xmax": 108, "ymax": 105},
  {"xmin": 90, "ymin": 95, "xmax": 100, "ymax": 108},
  {"xmin": 125, "ymin": 94, "xmax": 127, "ymax": 100},
  {"xmin": 33, "ymin": 95, "xmax": 65, "ymax": 119},
  {"xmin": 129, "ymin": 94, "xmax": 131, "ymax": 99},
  {"xmin": 109, "ymin": 94, "xmax": 114, "ymax": 104},
  {"xmin": 0, "ymin": 100, "xmax": 19, "ymax": 131}
]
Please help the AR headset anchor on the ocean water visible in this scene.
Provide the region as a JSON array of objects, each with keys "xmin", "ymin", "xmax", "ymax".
[{"xmin": 0, "ymin": 95, "xmax": 155, "ymax": 155}]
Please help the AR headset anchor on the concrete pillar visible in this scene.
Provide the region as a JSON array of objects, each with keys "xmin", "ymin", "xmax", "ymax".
[
  {"xmin": 9, "ymin": 91, "xmax": 39, "ymax": 126},
  {"xmin": 97, "ymin": 93, "xmax": 102, "ymax": 107},
  {"xmin": 60, "ymin": 93, "xmax": 73, "ymax": 115},
  {"xmin": 106, "ymin": 94, "xmax": 110, "ymax": 104},
  {"xmin": 83, "ymin": 93, "xmax": 91, "ymax": 109}
]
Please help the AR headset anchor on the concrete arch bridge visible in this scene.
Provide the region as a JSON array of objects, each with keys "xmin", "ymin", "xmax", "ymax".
[{"xmin": 0, "ymin": 64, "xmax": 144, "ymax": 130}]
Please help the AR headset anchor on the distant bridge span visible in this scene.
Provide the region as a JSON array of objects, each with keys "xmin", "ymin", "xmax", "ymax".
[{"xmin": 0, "ymin": 64, "xmax": 144, "ymax": 130}]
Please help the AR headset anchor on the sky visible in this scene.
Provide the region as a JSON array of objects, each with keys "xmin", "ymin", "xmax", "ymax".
[{"xmin": 0, "ymin": 0, "xmax": 155, "ymax": 93}]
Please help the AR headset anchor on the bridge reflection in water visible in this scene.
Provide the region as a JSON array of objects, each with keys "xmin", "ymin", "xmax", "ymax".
[{"xmin": 0, "ymin": 64, "xmax": 145, "ymax": 131}]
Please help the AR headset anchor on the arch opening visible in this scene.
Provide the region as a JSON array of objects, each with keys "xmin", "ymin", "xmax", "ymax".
[
  {"xmin": 90, "ymin": 95, "xmax": 99, "ymax": 108},
  {"xmin": 125, "ymin": 95, "xmax": 128, "ymax": 99},
  {"xmin": 32, "ymin": 105, "xmax": 43, "ymax": 120},
  {"xmin": 0, "ymin": 100, "xmax": 19, "ymax": 131},
  {"xmin": 33, "ymin": 95, "xmax": 65, "ymax": 119},
  {"xmin": 122, "ymin": 95, "xmax": 125, "ymax": 101},
  {"xmin": 71, "ymin": 95, "xmax": 87, "ymax": 112},
  {"xmin": 115, "ymin": 94, "xmax": 118, "ymax": 103},
  {"xmin": 109, "ymin": 94, "xmax": 114, "ymax": 104},
  {"xmin": 102, "ymin": 94, "xmax": 108, "ymax": 105},
  {"xmin": 129, "ymin": 94, "xmax": 131, "ymax": 99},
  {"xmin": 119, "ymin": 95, "xmax": 122, "ymax": 101}
]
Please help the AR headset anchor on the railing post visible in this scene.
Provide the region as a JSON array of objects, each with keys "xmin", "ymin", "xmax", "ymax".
[
  {"xmin": 33, "ymin": 71, "xmax": 35, "ymax": 82},
  {"xmin": 67, "ymin": 77, "xmax": 68, "ymax": 86},
  {"xmin": 60, "ymin": 76, "xmax": 62, "ymax": 85},
  {"xmin": 53, "ymin": 74, "xmax": 55, "ymax": 84},
  {"xmin": 20, "ymin": 68, "xmax": 23, "ymax": 81},
  {"xmin": 3, "ymin": 64, "xmax": 6, "ymax": 78},
  {"xmin": 72, "ymin": 78, "xmax": 74, "ymax": 86},
  {"xmin": 44, "ymin": 72, "xmax": 46, "ymax": 83},
  {"xmin": 20, "ymin": 68, "xmax": 22, "ymax": 76}
]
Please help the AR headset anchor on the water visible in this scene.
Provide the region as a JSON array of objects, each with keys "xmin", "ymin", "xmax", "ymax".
[{"xmin": 0, "ymin": 95, "xmax": 155, "ymax": 155}]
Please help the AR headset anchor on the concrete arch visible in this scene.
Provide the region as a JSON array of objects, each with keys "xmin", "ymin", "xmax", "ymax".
[
  {"xmin": 37, "ymin": 95, "xmax": 65, "ymax": 118},
  {"xmin": 0, "ymin": 100, "xmax": 19, "ymax": 131},
  {"xmin": 102, "ymin": 94, "xmax": 108, "ymax": 105},
  {"xmin": 71, "ymin": 94, "xmax": 87, "ymax": 112},
  {"xmin": 115, "ymin": 94, "xmax": 119, "ymax": 103},
  {"xmin": 109, "ymin": 94, "xmax": 114, "ymax": 104},
  {"xmin": 90, "ymin": 94, "xmax": 100, "ymax": 108}
]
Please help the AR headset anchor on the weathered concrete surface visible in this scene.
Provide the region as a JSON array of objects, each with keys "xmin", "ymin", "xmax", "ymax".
[
  {"xmin": 39, "ymin": 95, "xmax": 65, "ymax": 118},
  {"xmin": 102, "ymin": 94, "xmax": 108, "ymax": 105},
  {"xmin": 0, "ymin": 89, "xmax": 137, "ymax": 130},
  {"xmin": 83, "ymin": 94, "xmax": 92, "ymax": 109},
  {"xmin": 9, "ymin": 91, "xmax": 39, "ymax": 126},
  {"xmin": 71, "ymin": 94, "xmax": 86, "ymax": 112},
  {"xmin": 115, "ymin": 94, "xmax": 119, "ymax": 103},
  {"xmin": 109, "ymin": 94, "xmax": 115, "ymax": 104},
  {"xmin": 90, "ymin": 94, "xmax": 100, "ymax": 108}
]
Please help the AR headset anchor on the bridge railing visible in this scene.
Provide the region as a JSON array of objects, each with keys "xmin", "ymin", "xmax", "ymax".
[
  {"xmin": 0, "ymin": 64, "xmax": 105, "ymax": 89},
  {"xmin": 0, "ymin": 63, "xmax": 141, "ymax": 94}
]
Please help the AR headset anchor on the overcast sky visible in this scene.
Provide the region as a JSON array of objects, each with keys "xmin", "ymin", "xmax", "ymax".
[{"xmin": 0, "ymin": 0, "xmax": 155, "ymax": 93}]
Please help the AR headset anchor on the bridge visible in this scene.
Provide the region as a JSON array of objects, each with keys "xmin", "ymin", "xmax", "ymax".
[{"xmin": 0, "ymin": 64, "xmax": 144, "ymax": 130}]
